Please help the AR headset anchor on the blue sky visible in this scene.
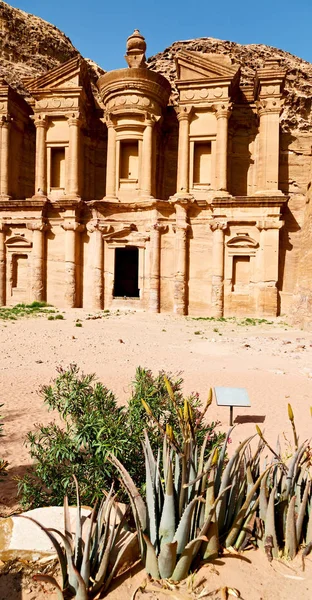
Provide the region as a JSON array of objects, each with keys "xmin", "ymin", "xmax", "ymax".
[{"xmin": 8, "ymin": 0, "xmax": 312, "ymax": 72}]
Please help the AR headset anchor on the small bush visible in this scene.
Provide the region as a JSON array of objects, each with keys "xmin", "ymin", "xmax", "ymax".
[
  {"xmin": 18, "ymin": 366, "xmax": 224, "ymax": 508},
  {"xmin": 54, "ymin": 314, "xmax": 64, "ymax": 320},
  {"xmin": 75, "ymin": 322, "xmax": 82, "ymax": 327}
]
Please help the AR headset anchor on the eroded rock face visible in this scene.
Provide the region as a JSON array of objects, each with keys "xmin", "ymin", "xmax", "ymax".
[{"xmin": 0, "ymin": 2, "xmax": 104, "ymax": 99}]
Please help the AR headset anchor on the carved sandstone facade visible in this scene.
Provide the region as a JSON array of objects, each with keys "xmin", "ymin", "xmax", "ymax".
[{"xmin": 0, "ymin": 32, "xmax": 291, "ymax": 316}]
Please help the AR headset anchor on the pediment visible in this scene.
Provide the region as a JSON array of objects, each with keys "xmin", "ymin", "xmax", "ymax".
[
  {"xmin": 226, "ymin": 234, "xmax": 258, "ymax": 249},
  {"xmin": 176, "ymin": 50, "xmax": 240, "ymax": 83},
  {"xmin": 5, "ymin": 235, "xmax": 32, "ymax": 248},
  {"xmin": 24, "ymin": 57, "xmax": 89, "ymax": 93}
]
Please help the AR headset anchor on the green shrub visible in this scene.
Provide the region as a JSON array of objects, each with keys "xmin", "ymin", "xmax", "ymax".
[{"xmin": 18, "ymin": 366, "xmax": 224, "ymax": 508}]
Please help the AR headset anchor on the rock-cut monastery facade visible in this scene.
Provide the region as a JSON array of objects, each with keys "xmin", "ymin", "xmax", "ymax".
[{"xmin": 0, "ymin": 31, "xmax": 293, "ymax": 317}]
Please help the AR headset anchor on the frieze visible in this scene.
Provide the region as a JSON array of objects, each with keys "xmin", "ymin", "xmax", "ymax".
[
  {"xmin": 106, "ymin": 94, "xmax": 156, "ymax": 112},
  {"xmin": 36, "ymin": 97, "xmax": 78, "ymax": 110},
  {"xmin": 180, "ymin": 86, "xmax": 227, "ymax": 102}
]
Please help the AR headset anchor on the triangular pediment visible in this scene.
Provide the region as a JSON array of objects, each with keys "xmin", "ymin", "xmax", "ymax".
[
  {"xmin": 24, "ymin": 56, "xmax": 89, "ymax": 93},
  {"xmin": 176, "ymin": 50, "xmax": 240, "ymax": 82}
]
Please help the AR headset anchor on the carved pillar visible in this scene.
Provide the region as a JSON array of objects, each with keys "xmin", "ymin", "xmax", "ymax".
[
  {"xmin": 173, "ymin": 202, "xmax": 189, "ymax": 315},
  {"xmin": 214, "ymin": 103, "xmax": 231, "ymax": 192},
  {"xmin": 61, "ymin": 220, "xmax": 84, "ymax": 307},
  {"xmin": 0, "ymin": 221, "xmax": 7, "ymax": 305},
  {"xmin": 105, "ymin": 119, "xmax": 117, "ymax": 199},
  {"xmin": 67, "ymin": 114, "xmax": 81, "ymax": 197},
  {"xmin": 34, "ymin": 116, "xmax": 48, "ymax": 196},
  {"xmin": 149, "ymin": 222, "xmax": 167, "ymax": 313},
  {"xmin": 141, "ymin": 117, "xmax": 154, "ymax": 197},
  {"xmin": 176, "ymin": 108, "xmax": 191, "ymax": 195},
  {"xmin": 86, "ymin": 220, "xmax": 105, "ymax": 310},
  {"xmin": 0, "ymin": 117, "xmax": 11, "ymax": 198},
  {"xmin": 210, "ymin": 221, "xmax": 227, "ymax": 317},
  {"xmin": 27, "ymin": 220, "xmax": 47, "ymax": 302},
  {"xmin": 256, "ymin": 102, "xmax": 282, "ymax": 193},
  {"xmin": 256, "ymin": 219, "xmax": 283, "ymax": 315}
]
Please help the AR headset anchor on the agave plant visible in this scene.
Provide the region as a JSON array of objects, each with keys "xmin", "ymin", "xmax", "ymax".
[
  {"xmin": 255, "ymin": 404, "xmax": 312, "ymax": 560},
  {"xmin": 109, "ymin": 377, "xmax": 272, "ymax": 580},
  {"xmin": 18, "ymin": 477, "xmax": 137, "ymax": 598}
]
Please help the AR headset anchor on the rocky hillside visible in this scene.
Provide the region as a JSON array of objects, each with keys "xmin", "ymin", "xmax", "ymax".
[
  {"xmin": 148, "ymin": 38, "xmax": 312, "ymax": 133},
  {"xmin": 0, "ymin": 2, "xmax": 103, "ymax": 98}
]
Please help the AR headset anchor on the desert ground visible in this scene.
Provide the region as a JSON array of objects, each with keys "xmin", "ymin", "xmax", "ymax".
[{"xmin": 0, "ymin": 308, "xmax": 312, "ymax": 599}]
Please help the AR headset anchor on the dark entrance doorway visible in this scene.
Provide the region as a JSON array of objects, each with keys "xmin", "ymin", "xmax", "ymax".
[{"xmin": 114, "ymin": 246, "xmax": 139, "ymax": 297}]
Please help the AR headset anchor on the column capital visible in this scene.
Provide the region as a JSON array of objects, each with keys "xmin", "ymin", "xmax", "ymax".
[
  {"xmin": 175, "ymin": 106, "xmax": 193, "ymax": 121},
  {"xmin": 0, "ymin": 220, "xmax": 8, "ymax": 233},
  {"xmin": 33, "ymin": 114, "xmax": 48, "ymax": 129},
  {"xmin": 169, "ymin": 194, "xmax": 195, "ymax": 208},
  {"xmin": 256, "ymin": 99, "xmax": 282, "ymax": 117},
  {"xmin": 0, "ymin": 115, "xmax": 12, "ymax": 128},
  {"xmin": 65, "ymin": 112, "xmax": 82, "ymax": 128},
  {"xmin": 61, "ymin": 220, "xmax": 85, "ymax": 233},
  {"xmin": 150, "ymin": 222, "xmax": 168, "ymax": 234},
  {"xmin": 213, "ymin": 102, "xmax": 232, "ymax": 120},
  {"xmin": 210, "ymin": 220, "xmax": 228, "ymax": 232},
  {"xmin": 26, "ymin": 219, "xmax": 48, "ymax": 232},
  {"xmin": 87, "ymin": 219, "xmax": 112, "ymax": 234},
  {"xmin": 256, "ymin": 219, "xmax": 284, "ymax": 231}
]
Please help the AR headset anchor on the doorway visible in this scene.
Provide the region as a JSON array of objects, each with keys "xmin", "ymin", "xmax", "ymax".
[{"xmin": 114, "ymin": 246, "xmax": 139, "ymax": 298}]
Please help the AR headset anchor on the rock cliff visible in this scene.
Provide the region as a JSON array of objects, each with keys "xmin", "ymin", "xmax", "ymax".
[{"xmin": 0, "ymin": 2, "xmax": 103, "ymax": 98}]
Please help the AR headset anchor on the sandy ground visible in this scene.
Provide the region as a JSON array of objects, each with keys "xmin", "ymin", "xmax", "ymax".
[{"xmin": 0, "ymin": 309, "xmax": 312, "ymax": 598}]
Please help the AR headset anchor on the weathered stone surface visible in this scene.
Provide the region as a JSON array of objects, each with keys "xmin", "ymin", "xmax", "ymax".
[{"xmin": 0, "ymin": 3, "xmax": 310, "ymax": 324}]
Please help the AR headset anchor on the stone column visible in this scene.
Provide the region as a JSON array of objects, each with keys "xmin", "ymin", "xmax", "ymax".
[
  {"xmin": 0, "ymin": 221, "xmax": 7, "ymax": 305},
  {"xmin": 176, "ymin": 108, "xmax": 191, "ymax": 194},
  {"xmin": 256, "ymin": 101, "xmax": 282, "ymax": 194},
  {"xmin": 0, "ymin": 117, "xmax": 11, "ymax": 198},
  {"xmin": 86, "ymin": 220, "xmax": 104, "ymax": 310},
  {"xmin": 27, "ymin": 220, "xmax": 47, "ymax": 302},
  {"xmin": 256, "ymin": 219, "xmax": 283, "ymax": 315},
  {"xmin": 214, "ymin": 103, "xmax": 231, "ymax": 192},
  {"xmin": 173, "ymin": 202, "xmax": 189, "ymax": 315},
  {"xmin": 141, "ymin": 117, "xmax": 154, "ymax": 197},
  {"xmin": 61, "ymin": 220, "xmax": 84, "ymax": 308},
  {"xmin": 105, "ymin": 119, "xmax": 117, "ymax": 199},
  {"xmin": 149, "ymin": 222, "xmax": 167, "ymax": 313},
  {"xmin": 34, "ymin": 116, "xmax": 48, "ymax": 196},
  {"xmin": 67, "ymin": 114, "xmax": 81, "ymax": 197},
  {"xmin": 210, "ymin": 221, "xmax": 227, "ymax": 317}
]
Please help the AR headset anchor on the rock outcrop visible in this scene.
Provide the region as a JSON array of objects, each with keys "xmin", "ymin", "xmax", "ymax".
[{"xmin": 0, "ymin": 2, "xmax": 104, "ymax": 99}]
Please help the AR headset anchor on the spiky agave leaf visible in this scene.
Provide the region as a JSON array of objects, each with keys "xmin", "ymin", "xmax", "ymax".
[
  {"xmin": 159, "ymin": 458, "xmax": 175, "ymax": 547},
  {"xmin": 158, "ymin": 541, "xmax": 178, "ymax": 579},
  {"xmin": 284, "ymin": 442, "xmax": 308, "ymax": 499},
  {"xmin": 263, "ymin": 486, "xmax": 279, "ymax": 559},
  {"xmin": 306, "ymin": 497, "xmax": 312, "ymax": 543},
  {"xmin": 108, "ymin": 453, "xmax": 147, "ymax": 534},
  {"xmin": 16, "ymin": 515, "xmax": 68, "ymax": 589},
  {"xmin": 171, "ymin": 536, "xmax": 208, "ymax": 582},
  {"xmin": 225, "ymin": 465, "xmax": 273, "ymax": 548},
  {"xmin": 217, "ymin": 437, "xmax": 252, "ymax": 526},
  {"xmin": 285, "ymin": 495, "xmax": 297, "ymax": 559},
  {"xmin": 103, "ymin": 531, "xmax": 138, "ymax": 592},
  {"xmin": 173, "ymin": 496, "xmax": 203, "ymax": 555},
  {"xmin": 48, "ymin": 528, "xmax": 83, "ymax": 595},
  {"xmin": 143, "ymin": 533, "xmax": 160, "ymax": 579},
  {"xmin": 296, "ymin": 479, "xmax": 311, "ymax": 545}
]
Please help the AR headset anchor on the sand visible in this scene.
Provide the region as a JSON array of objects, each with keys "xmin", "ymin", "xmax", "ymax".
[{"xmin": 0, "ymin": 309, "xmax": 312, "ymax": 598}]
